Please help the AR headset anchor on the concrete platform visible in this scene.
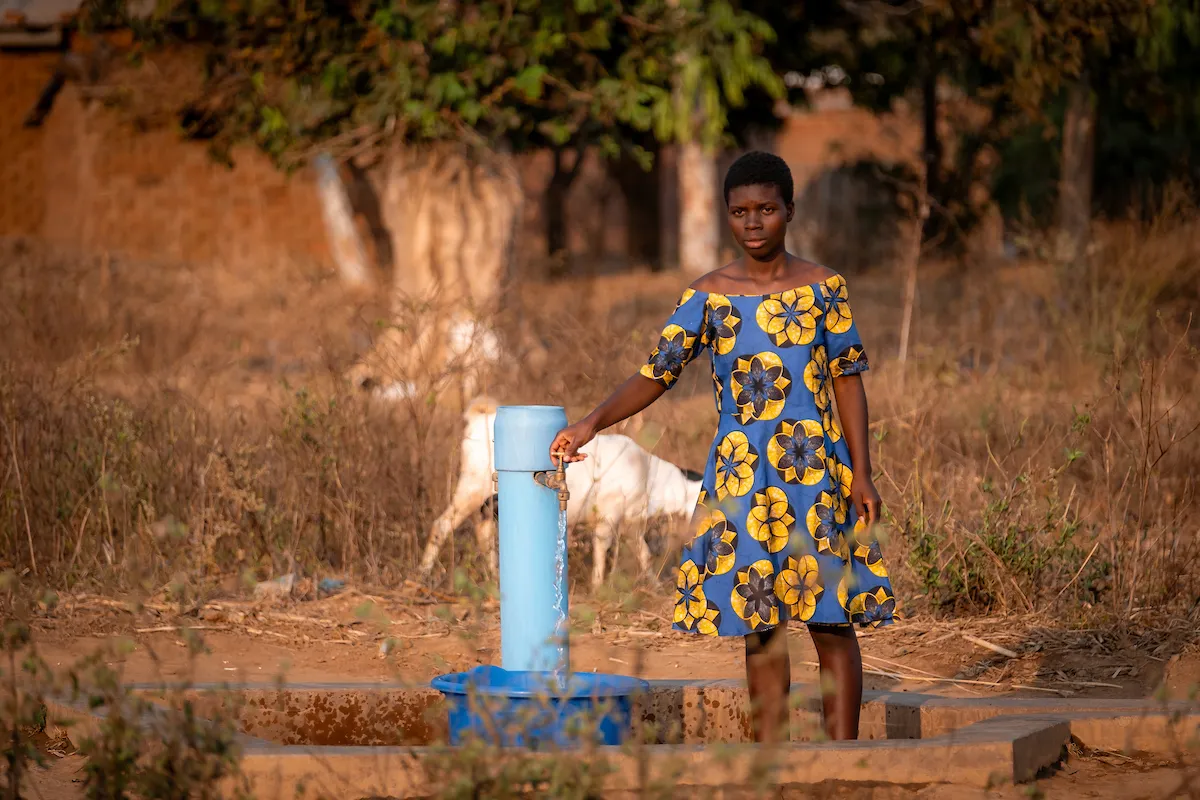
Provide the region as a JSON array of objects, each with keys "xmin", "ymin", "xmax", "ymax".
[
  {"xmin": 230, "ymin": 715, "xmax": 1071, "ymax": 798},
  {"xmin": 44, "ymin": 679, "xmax": 1200, "ymax": 798}
]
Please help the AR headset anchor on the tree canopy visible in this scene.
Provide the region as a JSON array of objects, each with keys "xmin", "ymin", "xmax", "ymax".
[
  {"xmin": 747, "ymin": 0, "xmax": 1197, "ymax": 240},
  {"xmin": 84, "ymin": 0, "xmax": 783, "ymax": 170}
]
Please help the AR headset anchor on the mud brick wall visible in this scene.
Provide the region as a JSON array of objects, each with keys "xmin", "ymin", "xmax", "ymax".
[
  {"xmin": 40, "ymin": 91, "xmax": 328, "ymax": 268},
  {"xmin": 1, "ymin": 51, "xmax": 329, "ymax": 268},
  {"xmin": 2, "ymin": 48, "xmax": 922, "ymax": 273},
  {"xmin": 0, "ymin": 52, "xmax": 58, "ymax": 238}
]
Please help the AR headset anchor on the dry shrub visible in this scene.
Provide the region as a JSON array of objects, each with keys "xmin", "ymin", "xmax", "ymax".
[
  {"xmin": 0, "ymin": 236, "xmax": 460, "ymax": 594},
  {"xmin": 876, "ymin": 203, "xmax": 1200, "ymax": 621},
  {"xmin": 0, "ymin": 201, "xmax": 1197, "ymax": 623},
  {"xmin": 0, "ymin": 355, "xmax": 467, "ymax": 594}
]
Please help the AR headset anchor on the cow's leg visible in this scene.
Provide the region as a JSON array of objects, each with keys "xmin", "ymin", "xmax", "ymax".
[
  {"xmin": 632, "ymin": 521, "xmax": 655, "ymax": 582},
  {"xmin": 473, "ymin": 497, "xmax": 499, "ymax": 578},
  {"xmin": 592, "ymin": 518, "xmax": 616, "ymax": 590},
  {"xmin": 419, "ymin": 484, "xmax": 491, "ymax": 577}
]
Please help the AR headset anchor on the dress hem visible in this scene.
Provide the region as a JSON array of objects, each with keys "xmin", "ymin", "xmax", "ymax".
[{"xmin": 671, "ymin": 614, "xmax": 899, "ymax": 638}]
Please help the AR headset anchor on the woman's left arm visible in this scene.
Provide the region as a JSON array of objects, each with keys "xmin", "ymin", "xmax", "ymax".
[{"xmin": 832, "ymin": 374, "xmax": 881, "ymax": 526}]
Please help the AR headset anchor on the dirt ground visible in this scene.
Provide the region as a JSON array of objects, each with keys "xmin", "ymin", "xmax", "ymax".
[
  {"xmin": 27, "ymin": 583, "xmax": 1200, "ymax": 697},
  {"xmin": 15, "ymin": 584, "xmax": 1200, "ymax": 799}
]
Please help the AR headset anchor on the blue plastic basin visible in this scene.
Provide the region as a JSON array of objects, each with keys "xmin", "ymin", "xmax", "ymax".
[{"xmin": 431, "ymin": 665, "xmax": 650, "ymax": 749}]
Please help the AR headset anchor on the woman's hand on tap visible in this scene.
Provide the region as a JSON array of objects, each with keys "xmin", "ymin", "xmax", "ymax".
[{"xmin": 550, "ymin": 419, "xmax": 596, "ymax": 463}]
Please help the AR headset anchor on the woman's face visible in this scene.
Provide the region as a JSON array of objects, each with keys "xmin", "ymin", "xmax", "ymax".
[{"xmin": 726, "ymin": 183, "xmax": 793, "ymax": 260}]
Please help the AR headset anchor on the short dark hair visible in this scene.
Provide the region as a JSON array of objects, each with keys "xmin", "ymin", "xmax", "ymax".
[{"xmin": 723, "ymin": 151, "xmax": 794, "ymax": 205}]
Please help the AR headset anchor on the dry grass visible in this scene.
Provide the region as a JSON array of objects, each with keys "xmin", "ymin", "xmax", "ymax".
[{"xmin": 0, "ymin": 204, "xmax": 1197, "ymax": 628}]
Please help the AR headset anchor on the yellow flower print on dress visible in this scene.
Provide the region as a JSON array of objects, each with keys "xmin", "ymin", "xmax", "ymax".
[
  {"xmin": 830, "ymin": 344, "xmax": 870, "ymax": 378},
  {"xmin": 755, "ymin": 287, "xmax": 823, "ymax": 347},
  {"xmin": 731, "ymin": 559, "xmax": 780, "ymax": 630},
  {"xmin": 853, "ymin": 541, "xmax": 889, "ymax": 579},
  {"xmin": 747, "ymin": 486, "xmax": 794, "ymax": 554},
  {"xmin": 766, "ymin": 419, "xmax": 827, "ymax": 486},
  {"xmin": 714, "ymin": 431, "xmax": 758, "ymax": 501},
  {"xmin": 851, "ymin": 517, "xmax": 888, "ymax": 578},
  {"xmin": 674, "ymin": 559, "xmax": 709, "ymax": 630},
  {"xmin": 821, "ymin": 275, "xmax": 854, "ymax": 335},
  {"xmin": 774, "ymin": 554, "xmax": 823, "ymax": 621},
  {"xmin": 693, "ymin": 507, "xmax": 738, "ymax": 577},
  {"xmin": 705, "ymin": 294, "xmax": 741, "ymax": 356},
  {"xmin": 696, "ymin": 605, "xmax": 722, "ymax": 636},
  {"xmin": 640, "ymin": 323, "xmax": 699, "ymax": 387},
  {"xmin": 806, "ymin": 491, "xmax": 849, "ymax": 560},
  {"xmin": 804, "ymin": 346, "xmax": 831, "ymax": 409},
  {"xmin": 804, "ymin": 346, "xmax": 843, "ymax": 443},
  {"xmin": 826, "ymin": 456, "xmax": 854, "ymax": 505},
  {"xmin": 730, "ymin": 352, "xmax": 791, "ymax": 424},
  {"xmin": 847, "ymin": 587, "xmax": 897, "ymax": 629}
]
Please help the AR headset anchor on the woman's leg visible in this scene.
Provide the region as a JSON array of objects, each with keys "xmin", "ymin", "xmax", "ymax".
[
  {"xmin": 744, "ymin": 624, "xmax": 791, "ymax": 743},
  {"xmin": 808, "ymin": 624, "xmax": 863, "ymax": 740}
]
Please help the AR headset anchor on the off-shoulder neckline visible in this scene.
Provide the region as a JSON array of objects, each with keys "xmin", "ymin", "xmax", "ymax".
[{"xmin": 686, "ymin": 272, "xmax": 843, "ymax": 298}]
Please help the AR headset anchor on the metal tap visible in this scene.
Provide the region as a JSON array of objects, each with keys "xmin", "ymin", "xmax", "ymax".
[{"xmin": 533, "ymin": 453, "xmax": 570, "ymax": 512}]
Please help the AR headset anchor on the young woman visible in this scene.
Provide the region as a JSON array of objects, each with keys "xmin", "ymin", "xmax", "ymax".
[{"xmin": 549, "ymin": 151, "xmax": 898, "ymax": 743}]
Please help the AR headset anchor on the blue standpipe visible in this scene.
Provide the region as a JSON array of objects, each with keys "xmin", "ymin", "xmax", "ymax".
[{"xmin": 493, "ymin": 405, "xmax": 570, "ymax": 673}]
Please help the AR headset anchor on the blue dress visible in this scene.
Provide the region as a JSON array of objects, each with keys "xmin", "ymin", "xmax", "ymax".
[{"xmin": 640, "ymin": 274, "xmax": 898, "ymax": 636}]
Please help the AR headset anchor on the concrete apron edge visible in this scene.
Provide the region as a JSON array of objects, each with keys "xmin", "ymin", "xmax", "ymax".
[
  {"xmin": 42, "ymin": 690, "xmax": 1200, "ymax": 793},
  {"xmin": 230, "ymin": 714, "xmax": 1070, "ymax": 794},
  {"xmin": 124, "ymin": 679, "xmax": 1192, "ymax": 712}
]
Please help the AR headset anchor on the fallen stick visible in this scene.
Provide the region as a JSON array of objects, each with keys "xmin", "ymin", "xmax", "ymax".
[
  {"xmin": 923, "ymin": 630, "xmax": 958, "ymax": 646},
  {"xmin": 246, "ymin": 626, "xmax": 289, "ymax": 640},
  {"xmin": 854, "ymin": 623, "xmax": 902, "ymax": 637},
  {"xmin": 259, "ymin": 611, "xmax": 339, "ymax": 628},
  {"xmin": 962, "ymin": 633, "xmax": 1018, "ymax": 659},
  {"xmin": 633, "ymin": 609, "xmax": 674, "ymax": 626},
  {"xmin": 390, "ymin": 631, "xmax": 448, "ymax": 640},
  {"xmin": 135, "ymin": 625, "xmax": 225, "ymax": 634},
  {"xmin": 402, "ymin": 580, "xmax": 459, "ymax": 603},
  {"xmin": 70, "ymin": 598, "xmax": 137, "ymax": 612},
  {"xmin": 861, "ymin": 654, "xmax": 952, "ymax": 681},
  {"xmin": 797, "ymin": 661, "xmax": 1067, "ymax": 695},
  {"xmin": 1055, "ymin": 679, "xmax": 1124, "ymax": 689}
]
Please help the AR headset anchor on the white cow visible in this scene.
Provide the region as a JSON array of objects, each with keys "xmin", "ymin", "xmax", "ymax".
[{"xmin": 417, "ymin": 396, "xmax": 705, "ymax": 589}]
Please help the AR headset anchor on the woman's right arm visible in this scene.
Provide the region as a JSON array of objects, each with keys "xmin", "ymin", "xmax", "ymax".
[
  {"xmin": 549, "ymin": 287, "xmax": 709, "ymax": 463},
  {"xmin": 549, "ymin": 375, "xmax": 666, "ymax": 462}
]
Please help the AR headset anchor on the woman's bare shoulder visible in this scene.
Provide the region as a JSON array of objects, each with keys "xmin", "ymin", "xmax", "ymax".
[{"xmin": 688, "ymin": 262, "xmax": 740, "ymax": 293}]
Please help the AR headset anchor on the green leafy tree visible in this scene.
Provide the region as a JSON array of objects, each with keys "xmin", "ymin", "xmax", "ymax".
[
  {"xmin": 83, "ymin": 0, "xmax": 781, "ymax": 393},
  {"xmin": 770, "ymin": 1, "xmax": 1186, "ymax": 260},
  {"xmin": 84, "ymin": 0, "xmax": 779, "ymax": 182},
  {"xmin": 975, "ymin": 0, "xmax": 1154, "ymax": 260}
]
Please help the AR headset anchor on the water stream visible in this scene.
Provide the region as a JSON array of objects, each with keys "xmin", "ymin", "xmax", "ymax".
[{"xmin": 552, "ymin": 509, "xmax": 568, "ymax": 687}]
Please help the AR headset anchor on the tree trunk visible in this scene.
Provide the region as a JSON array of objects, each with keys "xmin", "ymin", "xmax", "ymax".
[
  {"xmin": 679, "ymin": 139, "xmax": 719, "ymax": 276},
  {"xmin": 658, "ymin": 145, "xmax": 680, "ymax": 270},
  {"xmin": 1057, "ymin": 76, "xmax": 1096, "ymax": 264},
  {"xmin": 545, "ymin": 178, "xmax": 568, "ymax": 259},
  {"xmin": 313, "ymin": 152, "xmax": 372, "ymax": 288},
  {"xmin": 347, "ymin": 142, "xmax": 548, "ymax": 403},
  {"xmin": 545, "ymin": 144, "xmax": 586, "ymax": 276},
  {"xmin": 920, "ymin": 56, "xmax": 942, "ymax": 244},
  {"xmin": 612, "ymin": 151, "xmax": 663, "ymax": 270}
]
